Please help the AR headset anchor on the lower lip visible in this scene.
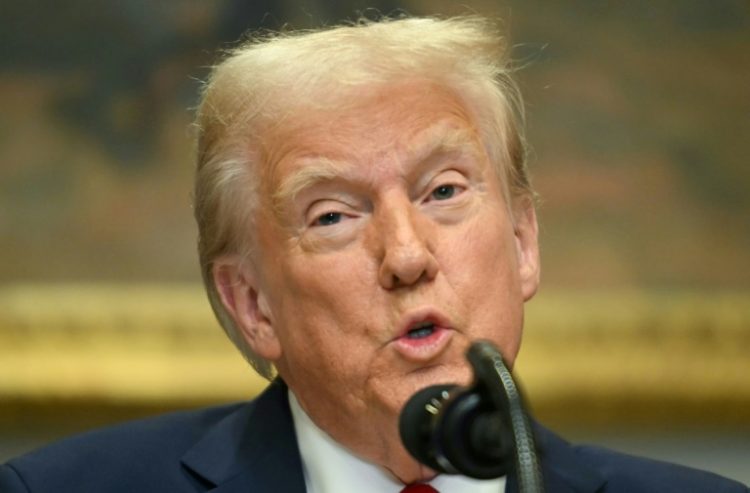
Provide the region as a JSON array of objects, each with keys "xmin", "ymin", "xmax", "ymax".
[{"xmin": 392, "ymin": 327, "xmax": 453, "ymax": 363}]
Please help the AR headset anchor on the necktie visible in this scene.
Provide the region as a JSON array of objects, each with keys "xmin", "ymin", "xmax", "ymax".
[{"xmin": 400, "ymin": 484, "xmax": 439, "ymax": 493}]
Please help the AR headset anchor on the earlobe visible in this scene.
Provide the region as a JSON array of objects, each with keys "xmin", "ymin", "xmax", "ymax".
[
  {"xmin": 513, "ymin": 202, "xmax": 541, "ymax": 302},
  {"xmin": 212, "ymin": 256, "xmax": 282, "ymax": 361}
]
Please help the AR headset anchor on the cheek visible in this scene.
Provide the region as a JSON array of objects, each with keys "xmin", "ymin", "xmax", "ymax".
[
  {"xmin": 271, "ymin": 248, "xmax": 382, "ymax": 360},
  {"xmin": 446, "ymin": 210, "xmax": 524, "ymax": 360},
  {"xmin": 276, "ymin": 247, "xmax": 370, "ymax": 312},
  {"xmin": 449, "ymin": 208, "xmax": 519, "ymax": 286}
]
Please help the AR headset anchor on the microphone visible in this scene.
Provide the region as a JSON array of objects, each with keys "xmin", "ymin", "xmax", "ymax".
[{"xmin": 399, "ymin": 340, "xmax": 544, "ymax": 492}]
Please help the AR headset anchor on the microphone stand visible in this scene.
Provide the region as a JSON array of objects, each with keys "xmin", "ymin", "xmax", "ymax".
[{"xmin": 468, "ymin": 342, "xmax": 544, "ymax": 493}]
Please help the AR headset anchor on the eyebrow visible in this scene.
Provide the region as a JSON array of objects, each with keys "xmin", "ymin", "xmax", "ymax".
[
  {"xmin": 272, "ymin": 123, "xmax": 480, "ymax": 210},
  {"xmin": 273, "ymin": 157, "xmax": 350, "ymax": 212},
  {"xmin": 404, "ymin": 124, "xmax": 480, "ymax": 174}
]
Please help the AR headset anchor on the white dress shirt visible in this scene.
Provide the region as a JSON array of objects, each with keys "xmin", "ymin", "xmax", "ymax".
[{"xmin": 289, "ymin": 390, "xmax": 506, "ymax": 493}]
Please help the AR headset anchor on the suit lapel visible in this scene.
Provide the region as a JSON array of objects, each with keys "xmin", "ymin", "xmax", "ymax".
[{"xmin": 180, "ymin": 379, "xmax": 306, "ymax": 493}]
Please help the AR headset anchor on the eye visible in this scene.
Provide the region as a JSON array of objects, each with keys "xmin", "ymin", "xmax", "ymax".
[
  {"xmin": 430, "ymin": 184, "xmax": 457, "ymax": 201},
  {"xmin": 314, "ymin": 211, "xmax": 343, "ymax": 226}
]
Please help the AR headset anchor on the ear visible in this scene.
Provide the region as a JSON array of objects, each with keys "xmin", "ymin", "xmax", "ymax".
[
  {"xmin": 212, "ymin": 255, "xmax": 282, "ymax": 361},
  {"xmin": 513, "ymin": 200, "xmax": 541, "ymax": 302}
]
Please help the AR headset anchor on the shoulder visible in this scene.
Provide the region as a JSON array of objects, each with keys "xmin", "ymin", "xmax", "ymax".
[
  {"xmin": 591, "ymin": 444, "xmax": 747, "ymax": 492},
  {"xmin": 579, "ymin": 444, "xmax": 747, "ymax": 492},
  {"xmin": 536, "ymin": 425, "xmax": 748, "ymax": 493},
  {"xmin": 0, "ymin": 402, "xmax": 246, "ymax": 493}
]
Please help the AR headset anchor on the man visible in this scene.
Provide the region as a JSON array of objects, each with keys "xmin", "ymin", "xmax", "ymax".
[{"xmin": 1, "ymin": 16, "xmax": 747, "ymax": 493}]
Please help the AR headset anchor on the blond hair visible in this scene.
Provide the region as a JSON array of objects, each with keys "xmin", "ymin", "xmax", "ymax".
[{"xmin": 193, "ymin": 16, "xmax": 532, "ymax": 379}]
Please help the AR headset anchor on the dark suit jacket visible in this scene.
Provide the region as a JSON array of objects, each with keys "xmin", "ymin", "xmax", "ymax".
[{"xmin": 1, "ymin": 379, "xmax": 747, "ymax": 492}]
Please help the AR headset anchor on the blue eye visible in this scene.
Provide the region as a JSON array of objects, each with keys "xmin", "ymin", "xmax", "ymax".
[
  {"xmin": 315, "ymin": 212, "xmax": 342, "ymax": 226},
  {"xmin": 431, "ymin": 184, "xmax": 456, "ymax": 201}
]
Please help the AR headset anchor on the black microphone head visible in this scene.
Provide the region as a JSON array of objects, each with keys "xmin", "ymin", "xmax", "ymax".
[
  {"xmin": 399, "ymin": 341, "xmax": 540, "ymax": 483},
  {"xmin": 399, "ymin": 378, "xmax": 514, "ymax": 479},
  {"xmin": 399, "ymin": 384, "xmax": 458, "ymax": 472},
  {"xmin": 437, "ymin": 391, "xmax": 513, "ymax": 478}
]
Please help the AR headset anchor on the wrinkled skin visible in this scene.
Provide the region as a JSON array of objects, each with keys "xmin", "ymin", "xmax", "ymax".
[{"xmin": 214, "ymin": 80, "xmax": 540, "ymax": 483}]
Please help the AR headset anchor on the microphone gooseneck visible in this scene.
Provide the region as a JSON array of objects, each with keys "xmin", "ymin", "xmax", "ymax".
[{"xmin": 398, "ymin": 340, "xmax": 544, "ymax": 493}]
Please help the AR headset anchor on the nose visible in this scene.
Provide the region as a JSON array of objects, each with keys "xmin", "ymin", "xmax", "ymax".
[{"xmin": 375, "ymin": 199, "xmax": 439, "ymax": 290}]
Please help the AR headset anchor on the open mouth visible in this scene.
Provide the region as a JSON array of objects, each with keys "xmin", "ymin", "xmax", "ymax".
[
  {"xmin": 393, "ymin": 316, "xmax": 453, "ymax": 362},
  {"xmin": 406, "ymin": 321, "xmax": 436, "ymax": 340}
]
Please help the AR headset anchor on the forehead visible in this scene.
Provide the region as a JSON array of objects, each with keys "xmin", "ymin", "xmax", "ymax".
[{"xmin": 259, "ymin": 80, "xmax": 484, "ymax": 191}]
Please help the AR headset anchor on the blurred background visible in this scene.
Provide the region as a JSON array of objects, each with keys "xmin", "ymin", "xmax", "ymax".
[{"xmin": 1, "ymin": 0, "xmax": 748, "ymax": 483}]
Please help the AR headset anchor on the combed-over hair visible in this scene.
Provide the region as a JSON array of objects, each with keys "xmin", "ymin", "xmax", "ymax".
[{"xmin": 193, "ymin": 15, "xmax": 532, "ymax": 379}]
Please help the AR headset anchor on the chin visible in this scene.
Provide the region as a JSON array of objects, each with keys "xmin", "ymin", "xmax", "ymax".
[{"xmin": 393, "ymin": 362, "xmax": 472, "ymax": 407}]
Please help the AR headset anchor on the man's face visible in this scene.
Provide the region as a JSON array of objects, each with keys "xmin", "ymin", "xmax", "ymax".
[{"xmin": 223, "ymin": 80, "xmax": 539, "ymax": 481}]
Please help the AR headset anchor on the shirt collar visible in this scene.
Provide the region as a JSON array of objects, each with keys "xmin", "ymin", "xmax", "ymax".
[{"xmin": 289, "ymin": 389, "xmax": 506, "ymax": 493}]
